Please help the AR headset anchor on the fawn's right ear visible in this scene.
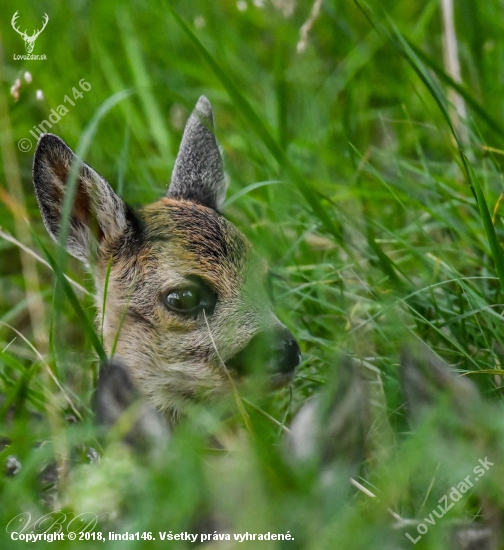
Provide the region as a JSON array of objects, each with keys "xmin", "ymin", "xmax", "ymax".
[{"xmin": 32, "ymin": 134, "xmax": 129, "ymax": 262}]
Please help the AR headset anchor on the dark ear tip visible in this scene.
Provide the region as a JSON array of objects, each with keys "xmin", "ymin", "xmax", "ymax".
[
  {"xmin": 36, "ymin": 133, "xmax": 64, "ymax": 146},
  {"xmin": 194, "ymin": 95, "xmax": 213, "ymax": 121},
  {"xmin": 34, "ymin": 133, "xmax": 69, "ymax": 159}
]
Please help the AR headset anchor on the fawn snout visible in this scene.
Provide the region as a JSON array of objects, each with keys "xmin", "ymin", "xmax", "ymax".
[{"xmin": 228, "ymin": 326, "xmax": 301, "ymax": 386}]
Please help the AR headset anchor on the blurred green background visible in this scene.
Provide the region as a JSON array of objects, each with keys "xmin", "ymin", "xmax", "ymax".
[{"xmin": 2, "ymin": 0, "xmax": 504, "ymax": 548}]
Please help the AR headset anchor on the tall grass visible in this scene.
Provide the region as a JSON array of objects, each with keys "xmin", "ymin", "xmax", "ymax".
[{"xmin": 1, "ymin": 0, "xmax": 504, "ymax": 548}]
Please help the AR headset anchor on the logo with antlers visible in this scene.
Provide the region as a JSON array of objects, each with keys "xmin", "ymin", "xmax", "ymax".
[{"xmin": 11, "ymin": 11, "xmax": 49, "ymax": 54}]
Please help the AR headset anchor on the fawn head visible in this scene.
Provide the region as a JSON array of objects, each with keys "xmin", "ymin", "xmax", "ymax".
[{"xmin": 32, "ymin": 96, "xmax": 301, "ymax": 419}]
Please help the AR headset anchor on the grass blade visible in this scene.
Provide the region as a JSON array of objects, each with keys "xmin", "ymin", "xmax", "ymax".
[{"xmin": 32, "ymin": 233, "xmax": 107, "ymax": 363}]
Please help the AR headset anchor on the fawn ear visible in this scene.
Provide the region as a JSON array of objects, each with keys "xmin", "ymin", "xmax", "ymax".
[
  {"xmin": 32, "ymin": 134, "xmax": 129, "ymax": 262},
  {"xmin": 167, "ymin": 96, "xmax": 227, "ymax": 212}
]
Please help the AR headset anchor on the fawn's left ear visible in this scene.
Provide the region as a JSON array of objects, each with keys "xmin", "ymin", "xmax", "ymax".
[
  {"xmin": 32, "ymin": 133, "xmax": 129, "ymax": 262},
  {"xmin": 167, "ymin": 96, "xmax": 227, "ymax": 212}
]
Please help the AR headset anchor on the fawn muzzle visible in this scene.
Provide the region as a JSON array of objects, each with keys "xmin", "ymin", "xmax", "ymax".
[{"xmin": 227, "ymin": 326, "xmax": 301, "ymax": 387}]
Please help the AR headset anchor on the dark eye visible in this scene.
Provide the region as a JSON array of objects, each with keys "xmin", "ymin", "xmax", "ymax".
[
  {"xmin": 166, "ymin": 288, "xmax": 200, "ymax": 312},
  {"xmin": 163, "ymin": 278, "xmax": 217, "ymax": 316}
]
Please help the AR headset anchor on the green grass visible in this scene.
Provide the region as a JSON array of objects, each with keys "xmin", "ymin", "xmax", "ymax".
[{"xmin": 2, "ymin": 0, "xmax": 504, "ymax": 548}]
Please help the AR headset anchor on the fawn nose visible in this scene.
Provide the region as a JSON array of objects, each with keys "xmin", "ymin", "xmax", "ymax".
[
  {"xmin": 227, "ymin": 327, "xmax": 301, "ymax": 386},
  {"xmin": 270, "ymin": 328, "xmax": 302, "ymax": 374}
]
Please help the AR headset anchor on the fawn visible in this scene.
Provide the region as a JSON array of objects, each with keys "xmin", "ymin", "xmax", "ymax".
[{"xmin": 32, "ymin": 96, "xmax": 301, "ymax": 423}]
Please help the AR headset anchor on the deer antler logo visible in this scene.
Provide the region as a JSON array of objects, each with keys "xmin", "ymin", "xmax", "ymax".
[{"xmin": 11, "ymin": 11, "xmax": 49, "ymax": 54}]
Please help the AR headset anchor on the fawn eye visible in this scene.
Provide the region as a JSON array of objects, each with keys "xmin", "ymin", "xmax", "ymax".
[
  {"xmin": 166, "ymin": 288, "xmax": 199, "ymax": 311},
  {"xmin": 163, "ymin": 278, "xmax": 216, "ymax": 316}
]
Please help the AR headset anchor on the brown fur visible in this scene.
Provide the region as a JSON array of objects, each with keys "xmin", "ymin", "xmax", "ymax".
[{"xmin": 94, "ymin": 199, "xmax": 275, "ymax": 418}]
